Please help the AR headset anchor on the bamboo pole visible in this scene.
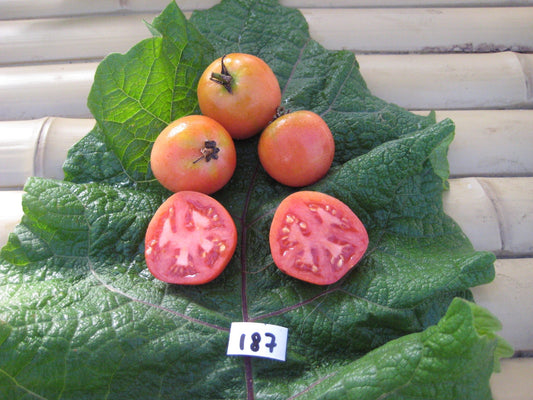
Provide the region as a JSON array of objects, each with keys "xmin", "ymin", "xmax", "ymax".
[
  {"xmin": 2, "ymin": 8, "xmax": 532, "ymax": 65},
  {"xmin": 359, "ymin": 52, "xmax": 533, "ymax": 110},
  {"xmin": 1, "ymin": 111, "xmax": 532, "ymax": 187},
  {"xmin": 0, "ymin": 190, "xmax": 23, "ymax": 248},
  {"xmin": 2, "ymin": 1, "xmax": 533, "ymax": 20},
  {"xmin": 443, "ymin": 177, "xmax": 533, "ymax": 257},
  {"xmin": 1, "ymin": 52, "xmax": 532, "ymax": 120},
  {"xmin": 492, "ymin": 359, "xmax": 533, "ymax": 400},
  {"xmin": 473, "ymin": 258, "xmax": 533, "ymax": 352},
  {"xmin": 0, "ymin": 13, "xmax": 155, "ymax": 65},
  {"xmin": 0, "ymin": 0, "xmax": 208, "ymax": 20},
  {"xmin": 305, "ymin": 7, "xmax": 533, "ymax": 53},
  {"xmin": 421, "ymin": 110, "xmax": 533, "ymax": 177},
  {"xmin": 0, "ymin": 62, "xmax": 97, "ymax": 120}
]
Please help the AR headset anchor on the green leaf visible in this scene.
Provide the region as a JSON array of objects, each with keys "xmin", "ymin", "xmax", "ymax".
[
  {"xmin": 292, "ymin": 298, "xmax": 510, "ymax": 399},
  {"xmin": 64, "ymin": 2, "xmax": 215, "ymax": 187},
  {"xmin": 190, "ymin": 0, "xmax": 436, "ymax": 163},
  {"xmin": 0, "ymin": 0, "xmax": 510, "ymax": 399}
]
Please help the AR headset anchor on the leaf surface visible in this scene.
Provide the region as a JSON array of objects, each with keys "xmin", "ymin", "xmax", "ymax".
[{"xmin": 0, "ymin": 1, "xmax": 510, "ymax": 399}]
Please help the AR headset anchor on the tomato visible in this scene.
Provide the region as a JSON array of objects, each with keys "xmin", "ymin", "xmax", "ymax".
[
  {"xmin": 145, "ymin": 191, "xmax": 237, "ymax": 285},
  {"xmin": 269, "ymin": 191, "xmax": 368, "ymax": 285},
  {"xmin": 197, "ymin": 53, "xmax": 281, "ymax": 140},
  {"xmin": 258, "ymin": 110, "xmax": 335, "ymax": 187},
  {"xmin": 150, "ymin": 115, "xmax": 236, "ymax": 194}
]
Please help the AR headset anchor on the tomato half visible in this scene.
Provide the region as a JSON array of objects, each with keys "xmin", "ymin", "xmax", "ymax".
[
  {"xmin": 150, "ymin": 115, "xmax": 236, "ymax": 194},
  {"xmin": 145, "ymin": 191, "xmax": 237, "ymax": 285},
  {"xmin": 197, "ymin": 53, "xmax": 281, "ymax": 140},
  {"xmin": 258, "ymin": 110, "xmax": 335, "ymax": 187},
  {"xmin": 269, "ymin": 191, "xmax": 368, "ymax": 285}
]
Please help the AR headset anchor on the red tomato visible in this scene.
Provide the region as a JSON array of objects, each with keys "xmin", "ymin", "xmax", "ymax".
[
  {"xmin": 269, "ymin": 191, "xmax": 368, "ymax": 285},
  {"xmin": 145, "ymin": 191, "xmax": 237, "ymax": 285},
  {"xmin": 258, "ymin": 110, "xmax": 335, "ymax": 187},
  {"xmin": 150, "ymin": 115, "xmax": 236, "ymax": 194},
  {"xmin": 197, "ymin": 53, "xmax": 281, "ymax": 140}
]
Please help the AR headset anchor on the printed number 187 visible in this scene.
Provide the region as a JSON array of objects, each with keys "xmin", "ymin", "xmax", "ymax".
[
  {"xmin": 227, "ymin": 322, "xmax": 287, "ymax": 361},
  {"xmin": 240, "ymin": 332, "xmax": 277, "ymax": 353}
]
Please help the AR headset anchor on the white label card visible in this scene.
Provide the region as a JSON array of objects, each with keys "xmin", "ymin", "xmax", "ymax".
[{"xmin": 227, "ymin": 322, "xmax": 288, "ymax": 361}]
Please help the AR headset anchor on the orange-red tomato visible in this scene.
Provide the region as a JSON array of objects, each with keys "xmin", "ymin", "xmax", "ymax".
[
  {"xmin": 145, "ymin": 191, "xmax": 237, "ymax": 285},
  {"xmin": 150, "ymin": 115, "xmax": 236, "ymax": 194},
  {"xmin": 197, "ymin": 53, "xmax": 281, "ymax": 140},
  {"xmin": 269, "ymin": 191, "xmax": 368, "ymax": 285},
  {"xmin": 258, "ymin": 110, "xmax": 335, "ymax": 187}
]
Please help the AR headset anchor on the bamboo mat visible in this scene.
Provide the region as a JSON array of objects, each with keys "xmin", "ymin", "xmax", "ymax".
[{"xmin": 0, "ymin": 1, "xmax": 532, "ymax": 398}]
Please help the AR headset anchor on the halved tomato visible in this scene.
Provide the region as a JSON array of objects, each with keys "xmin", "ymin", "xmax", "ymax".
[
  {"xmin": 145, "ymin": 191, "xmax": 237, "ymax": 285},
  {"xmin": 269, "ymin": 191, "xmax": 368, "ymax": 285}
]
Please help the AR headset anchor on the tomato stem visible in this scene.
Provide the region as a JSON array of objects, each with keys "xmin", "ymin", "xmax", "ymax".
[
  {"xmin": 193, "ymin": 140, "xmax": 220, "ymax": 164},
  {"xmin": 270, "ymin": 106, "xmax": 289, "ymax": 123},
  {"xmin": 210, "ymin": 55, "xmax": 233, "ymax": 93}
]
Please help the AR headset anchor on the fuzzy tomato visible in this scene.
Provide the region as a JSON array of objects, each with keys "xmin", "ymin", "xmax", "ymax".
[
  {"xmin": 258, "ymin": 110, "xmax": 335, "ymax": 187},
  {"xmin": 269, "ymin": 191, "xmax": 368, "ymax": 285},
  {"xmin": 197, "ymin": 53, "xmax": 281, "ymax": 140},
  {"xmin": 150, "ymin": 115, "xmax": 236, "ymax": 194},
  {"xmin": 145, "ymin": 191, "xmax": 237, "ymax": 285}
]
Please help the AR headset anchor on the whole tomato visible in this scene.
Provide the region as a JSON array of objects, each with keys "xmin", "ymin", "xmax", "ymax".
[
  {"xmin": 150, "ymin": 115, "xmax": 236, "ymax": 194},
  {"xmin": 197, "ymin": 53, "xmax": 281, "ymax": 140},
  {"xmin": 258, "ymin": 110, "xmax": 335, "ymax": 187}
]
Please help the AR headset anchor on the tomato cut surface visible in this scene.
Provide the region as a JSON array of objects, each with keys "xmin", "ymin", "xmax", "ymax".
[
  {"xmin": 269, "ymin": 191, "xmax": 368, "ymax": 285},
  {"xmin": 145, "ymin": 191, "xmax": 237, "ymax": 285}
]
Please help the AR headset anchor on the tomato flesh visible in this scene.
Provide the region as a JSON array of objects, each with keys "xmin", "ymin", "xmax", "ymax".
[
  {"xmin": 269, "ymin": 191, "xmax": 368, "ymax": 285},
  {"xmin": 145, "ymin": 191, "xmax": 237, "ymax": 285}
]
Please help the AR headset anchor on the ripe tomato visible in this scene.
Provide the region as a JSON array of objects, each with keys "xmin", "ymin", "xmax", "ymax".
[
  {"xmin": 150, "ymin": 115, "xmax": 236, "ymax": 194},
  {"xmin": 258, "ymin": 110, "xmax": 335, "ymax": 187},
  {"xmin": 145, "ymin": 191, "xmax": 237, "ymax": 285},
  {"xmin": 197, "ymin": 53, "xmax": 281, "ymax": 140},
  {"xmin": 269, "ymin": 191, "xmax": 368, "ymax": 285}
]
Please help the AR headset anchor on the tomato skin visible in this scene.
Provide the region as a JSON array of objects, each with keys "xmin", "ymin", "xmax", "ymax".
[
  {"xmin": 150, "ymin": 115, "xmax": 236, "ymax": 194},
  {"xmin": 269, "ymin": 191, "xmax": 368, "ymax": 285},
  {"xmin": 258, "ymin": 110, "xmax": 335, "ymax": 187},
  {"xmin": 145, "ymin": 191, "xmax": 237, "ymax": 285},
  {"xmin": 197, "ymin": 53, "xmax": 281, "ymax": 140}
]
